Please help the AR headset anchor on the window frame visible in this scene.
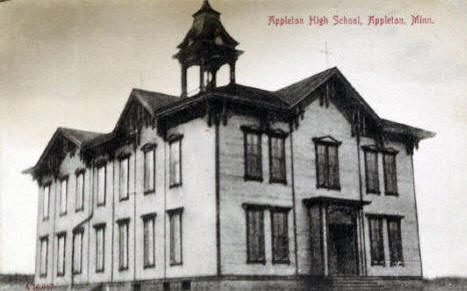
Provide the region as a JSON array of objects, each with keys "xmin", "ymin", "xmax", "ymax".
[
  {"xmin": 96, "ymin": 162, "xmax": 107, "ymax": 207},
  {"xmin": 142, "ymin": 143, "xmax": 157, "ymax": 194},
  {"xmin": 242, "ymin": 127, "xmax": 263, "ymax": 182},
  {"xmin": 368, "ymin": 215, "xmax": 385, "ymax": 266},
  {"xmin": 387, "ymin": 216, "xmax": 404, "ymax": 266},
  {"xmin": 270, "ymin": 207, "xmax": 291, "ymax": 264},
  {"xmin": 56, "ymin": 232, "xmax": 66, "ymax": 277},
  {"xmin": 94, "ymin": 223, "xmax": 106, "ymax": 273},
  {"xmin": 243, "ymin": 204, "xmax": 266, "ymax": 264},
  {"xmin": 169, "ymin": 135, "xmax": 183, "ymax": 188},
  {"xmin": 383, "ymin": 151, "xmax": 399, "ymax": 196},
  {"xmin": 313, "ymin": 137, "xmax": 341, "ymax": 190},
  {"xmin": 75, "ymin": 169, "xmax": 85, "ymax": 212},
  {"xmin": 268, "ymin": 132, "xmax": 287, "ymax": 184},
  {"xmin": 117, "ymin": 218, "xmax": 130, "ymax": 271},
  {"xmin": 363, "ymin": 148, "xmax": 380, "ymax": 194},
  {"xmin": 39, "ymin": 235, "xmax": 48, "ymax": 277},
  {"xmin": 142, "ymin": 213, "xmax": 157, "ymax": 268},
  {"xmin": 59, "ymin": 176, "xmax": 68, "ymax": 216},
  {"xmin": 167, "ymin": 208, "xmax": 183, "ymax": 266},
  {"xmin": 119, "ymin": 154, "xmax": 130, "ymax": 201},
  {"xmin": 72, "ymin": 228, "xmax": 84, "ymax": 274},
  {"xmin": 42, "ymin": 182, "xmax": 51, "ymax": 221}
]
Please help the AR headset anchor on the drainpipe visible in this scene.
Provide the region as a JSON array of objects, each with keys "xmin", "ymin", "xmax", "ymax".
[
  {"xmin": 289, "ymin": 124, "xmax": 299, "ymax": 276},
  {"xmin": 163, "ymin": 135, "xmax": 167, "ymax": 280},
  {"xmin": 51, "ymin": 178, "xmax": 57, "ymax": 286},
  {"xmin": 356, "ymin": 130, "xmax": 367, "ymax": 276},
  {"xmin": 133, "ymin": 133, "xmax": 138, "ymax": 283}
]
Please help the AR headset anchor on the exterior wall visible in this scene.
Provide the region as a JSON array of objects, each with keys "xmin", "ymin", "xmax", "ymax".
[
  {"xmin": 219, "ymin": 114, "xmax": 296, "ymax": 275},
  {"xmin": 34, "ymin": 117, "xmax": 217, "ymax": 287}
]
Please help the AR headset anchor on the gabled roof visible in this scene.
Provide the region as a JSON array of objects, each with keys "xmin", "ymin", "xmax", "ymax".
[
  {"xmin": 22, "ymin": 127, "xmax": 104, "ymax": 174},
  {"xmin": 213, "ymin": 84, "xmax": 289, "ymax": 109},
  {"xmin": 131, "ymin": 88, "xmax": 180, "ymax": 115}
]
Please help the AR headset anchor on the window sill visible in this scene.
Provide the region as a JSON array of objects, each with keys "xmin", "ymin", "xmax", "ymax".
[
  {"xmin": 247, "ymin": 260, "xmax": 266, "ymax": 265},
  {"xmin": 57, "ymin": 273, "xmax": 65, "ymax": 277},
  {"xmin": 244, "ymin": 176, "xmax": 263, "ymax": 182},
  {"xmin": 371, "ymin": 262, "xmax": 386, "ymax": 267},
  {"xmin": 143, "ymin": 264, "xmax": 155, "ymax": 269},
  {"xmin": 59, "ymin": 212, "xmax": 67, "ymax": 217},
  {"xmin": 118, "ymin": 267, "xmax": 129, "ymax": 272},
  {"xmin": 317, "ymin": 185, "xmax": 341, "ymax": 191},
  {"xmin": 97, "ymin": 203, "xmax": 106, "ymax": 207},
  {"xmin": 390, "ymin": 261, "xmax": 405, "ymax": 267},
  {"xmin": 75, "ymin": 208, "xmax": 84, "ymax": 213},
  {"xmin": 366, "ymin": 190, "xmax": 381, "ymax": 195},
  {"xmin": 96, "ymin": 269, "xmax": 104, "ymax": 273},
  {"xmin": 270, "ymin": 178, "xmax": 287, "ymax": 185},
  {"xmin": 144, "ymin": 189, "xmax": 155, "ymax": 195},
  {"xmin": 39, "ymin": 274, "xmax": 47, "ymax": 278},
  {"xmin": 72, "ymin": 271, "xmax": 82, "ymax": 275},
  {"xmin": 272, "ymin": 259, "xmax": 290, "ymax": 265},
  {"xmin": 385, "ymin": 192, "xmax": 399, "ymax": 197},
  {"xmin": 42, "ymin": 217, "xmax": 49, "ymax": 222},
  {"xmin": 170, "ymin": 262, "xmax": 183, "ymax": 267},
  {"xmin": 119, "ymin": 197, "xmax": 129, "ymax": 202},
  {"xmin": 169, "ymin": 183, "xmax": 182, "ymax": 189}
]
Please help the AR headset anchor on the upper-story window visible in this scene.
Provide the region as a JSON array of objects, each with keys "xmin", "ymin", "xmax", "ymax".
[
  {"xmin": 94, "ymin": 224, "xmax": 105, "ymax": 273},
  {"xmin": 269, "ymin": 134, "xmax": 286, "ymax": 184},
  {"xmin": 72, "ymin": 228, "xmax": 83, "ymax": 274},
  {"xmin": 168, "ymin": 208, "xmax": 183, "ymax": 265},
  {"xmin": 42, "ymin": 183, "xmax": 50, "ymax": 220},
  {"xmin": 59, "ymin": 177, "xmax": 68, "ymax": 215},
  {"xmin": 142, "ymin": 143, "xmax": 156, "ymax": 194},
  {"xmin": 387, "ymin": 217, "xmax": 404, "ymax": 266},
  {"xmin": 56, "ymin": 232, "xmax": 66, "ymax": 276},
  {"xmin": 244, "ymin": 205, "xmax": 266, "ymax": 264},
  {"xmin": 97, "ymin": 164, "xmax": 106, "ymax": 206},
  {"xmin": 313, "ymin": 137, "xmax": 341, "ymax": 190},
  {"xmin": 119, "ymin": 156, "xmax": 130, "ymax": 200},
  {"xmin": 243, "ymin": 128, "xmax": 262, "ymax": 182},
  {"xmin": 75, "ymin": 170, "xmax": 85, "ymax": 212},
  {"xmin": 39, "ymin": 236, "xmax": 48, "ymax": 277},
  {"xmin": 271, "ymin": 208, "xmax": 290, "ymax": 264},
  {"xmin": 169, "ymin": 136, "xmax": 182, "ymax": 188},
  {"xmin": 142, "ymin": 213, "xmax": 156, "ymax": 268},
  {"xmin": 368, "ymin": 215, "xmax": 385, "ymax": 266},
  {"xmin": 364, "ymin": 149, "xmax": 380, "ymax": 194},
  {"xmin": 383, "ymin": 152, "xmax": 398, "ymax": 195},
  {"xmin": 118, "ymin": 218, "xmax": 130, "ymax": 271}
]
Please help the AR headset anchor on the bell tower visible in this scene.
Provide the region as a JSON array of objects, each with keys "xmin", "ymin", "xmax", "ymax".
[{"xmin": 174, "ymin": 0, "xmax": 242, "ymax": 97}]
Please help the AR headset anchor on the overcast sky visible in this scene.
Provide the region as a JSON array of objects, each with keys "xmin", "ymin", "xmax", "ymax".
[{"xmin": 0, "ymin": 0, "xmax": 466, "ymax": 278}]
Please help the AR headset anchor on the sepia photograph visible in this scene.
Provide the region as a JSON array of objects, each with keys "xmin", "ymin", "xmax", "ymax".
[{"xmin": 0, "ymin": 0, "xmax": 466, "ymax": 290}]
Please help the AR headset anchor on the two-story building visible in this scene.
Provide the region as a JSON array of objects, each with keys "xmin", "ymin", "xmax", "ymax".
[{"xmin": 24, "ymin": 1, "xmax": 434, "ymax": 290}]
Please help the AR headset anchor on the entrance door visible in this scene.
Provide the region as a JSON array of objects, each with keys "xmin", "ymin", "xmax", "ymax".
[{"xmin": 327, "ymin": 207, "xmax": 358, "ymax": 275}]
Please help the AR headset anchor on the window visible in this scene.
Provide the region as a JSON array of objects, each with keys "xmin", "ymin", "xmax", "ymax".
[
  {"xmin": 119, "ymin": 157, "xmax": 130, "ymax": 200},
  {"xmin": 387, "ymin": 217, "xmax": 404, "ymax": 266},
  {"xmin": 76, "ymin": 171, "xmax": 85, "ymax": 211},
  {"xmin": 243, "ymin": 129, "xmax": 262, "ymax": 181},
  {"xmin": 271, "ymin": 208, "xmax": 290, "ymax": 264},
  {"xmin": 314, "ymin": 138, "xmax": 340, "ymax": 190},
  {"xmin": 39, "ymin": 236, "xmax": 48, "ymax": 277},
  {"xmin": 383, "ymin": 153, "xmax": 398, "ymax": 195},
  {"xmin": 97, "ymin": 164, "xmax": 106, "ymax": 206},
  {"xmin": 142, "ymin": 214, "xmax": 156, "ymax": 268},
  {"xmin": 143, "ymin": 146, "xmax": 156, "ymax": 193},
  {"xmin": 245, "ymin": 206, "xmax": 265, "ymax": 263},
  {"xmin": 43, "ymin": 184, "xmax": 50, "ymax": 220},
  {"xmin": 368, "ymin": 216, "xmax": 385, "ymax": 266},
  {"xmin": 59, "ymin": 177, "xmax": 68, "ymax": 215},
  {"xmin": 73, "ymin": 229, "xmax": 83, "ymax": 274},
  {"xmin": 95, "ymin": 224, "xmax": 105, "ymax": 272},
  {"xmin": 364, "ymin": 149, "xmax": 380, "ymax": 194},
  {"xmin": 269, "ymin": 135, "xmax": 286, "ymax": 184},
  {"xmin": 118, "ymin": 219, "xmax": 129, "ymax": 270},
  {"xmin": 57, "ymin": 232, "xmax": 66, "ymax": 276},
  {"xmin": 169, "ymin": 138, "xmax": 182, "ymax": 187},
  {"xmin": 168, "ymin": 208, "xmax": 183, "ymax": 265}
]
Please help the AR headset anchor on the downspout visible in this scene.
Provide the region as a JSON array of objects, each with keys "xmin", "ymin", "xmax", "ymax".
[
  {"xmin": 111, "ymin": 160, "xmax": 115, "ymax": 283},
  {"xmin": 51, "ymin": 178, "xmax": 57, "ymax": 286},
  {"xmin": 356, "ymin": 130, "xmax": 367, "ymax": 276},
  {"xmin": 87, "ymin": 166, "xmax": 95, "ymax": 283},
  {"xmin": 411, "ymin": 154, "xmax": 424, "ymax": 278},
  {"xmin": 163, "ymin": 136, "xmax": 167, "ymax": 279},
  {"xmin": 215, "ymin": 122, "xmax": 221, "ymax": 275},
  {"xmin": 289, "ymin": 124, "xmax": 299, "ymax": 276},
  {"xmin": 133, "ymin": 135, "xmax": 138, "ymax": 282}
]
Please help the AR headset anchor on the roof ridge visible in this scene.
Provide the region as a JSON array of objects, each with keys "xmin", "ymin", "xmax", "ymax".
[{"xmin": 275, "ymin": 66, "xmax": 337, "ymax": 93}]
